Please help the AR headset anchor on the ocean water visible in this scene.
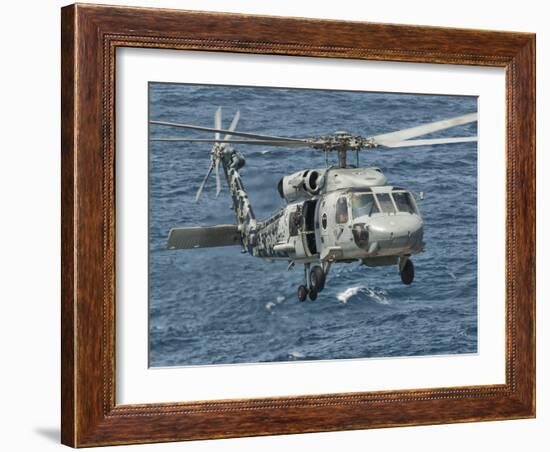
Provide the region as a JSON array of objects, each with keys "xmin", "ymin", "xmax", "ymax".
[{"xmin": 148, "ymin": 83, "xmax": 478, "ymax": 367}]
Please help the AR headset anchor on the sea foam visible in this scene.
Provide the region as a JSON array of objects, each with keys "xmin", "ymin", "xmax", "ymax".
[{"xmin": 336, "ymin": 286, "xmax": 390, "ymax": 305}]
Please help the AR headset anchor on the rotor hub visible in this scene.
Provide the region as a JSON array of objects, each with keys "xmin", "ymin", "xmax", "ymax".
[{"xmin": 309, "ymin": 134, "xmax": 378, "ymax": 151}]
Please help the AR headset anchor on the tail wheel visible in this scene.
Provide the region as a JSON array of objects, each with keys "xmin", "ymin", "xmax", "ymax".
[
  {"xmin": 297, "ymin": 285, "xmax": 308, "ymax": 302},
  {"xmin": 400, "ymin": 259, "xmax": 414, "ymax": 285},
  {"xmin": 308, "ymin": 286, "xmax": 318, "ymax": 301},
  {"xmin": 309, "ymin": 266, "xmax": 326, "ymax": 291}
]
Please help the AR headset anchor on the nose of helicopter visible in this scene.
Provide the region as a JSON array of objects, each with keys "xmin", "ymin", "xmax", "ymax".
[{"xmin": 354, "ymin": 214, "xmax": 423, "ymax": 253}]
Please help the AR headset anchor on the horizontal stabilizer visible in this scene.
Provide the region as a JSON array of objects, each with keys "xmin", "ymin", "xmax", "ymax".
[{"xmin": 167, "ymin": 224, "xmax": 241, "ymax": 250}]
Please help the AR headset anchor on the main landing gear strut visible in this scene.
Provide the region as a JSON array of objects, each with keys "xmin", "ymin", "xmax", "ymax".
[
  {"xmin": 297, "ymin": 262, "xmax": 331, "ymax": 302},
  {"xmin": 399, "ymin": 256, "xmax": 414, "ymax": 285}
]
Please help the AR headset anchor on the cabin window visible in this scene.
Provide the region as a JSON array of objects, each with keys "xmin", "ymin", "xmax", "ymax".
[
  {"xmin": 393, "ymin": 191, "xmax": 416, "ymax": 214},
  {"xmin": 352, "ymin": 193, "xmax": 379, "ymax": 218},
  {"xmin": 321, "ymin": 213, "xmax": 328, "ymax": 230},
  {"xmin": 335, "ymin": 197, "xmax": 349, "ymax": 224},
  {"xmin": 375, "ymin": 193, "xmax": 396, "ymax": 213}
]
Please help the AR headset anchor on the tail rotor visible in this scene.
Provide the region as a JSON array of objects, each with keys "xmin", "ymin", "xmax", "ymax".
[
  {"xmin": 214, "ymin": 107, "xmax": 222, "ymax": 197},
  {"xmin": 194, "ymin": 161, "xmax": 215, "ymax": 203},
  {"xmin": 194, "ymin": 107, "xmax": 240, "ymax": 203}
]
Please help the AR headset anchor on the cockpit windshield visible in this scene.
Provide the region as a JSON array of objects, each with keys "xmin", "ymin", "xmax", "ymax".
[
  {"xmin": 351, "ymin": 193, "xmax": 379, "ymax": 218},
  {"xmin": 352, "ymin": 191, "xmax": 417, "ymax": 217},
  {"xmin": 392, "ymin": 191, "xmax": 417, "ymax": 214},
  {"xmin": 375, "ymin": 193, "xmax": 395, "ymax": 213}
]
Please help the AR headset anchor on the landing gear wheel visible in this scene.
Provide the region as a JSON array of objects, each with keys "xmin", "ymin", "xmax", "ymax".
[
  {"xmin": 308, "ymin": 286, "xmax": 318, "ymax": 301},
  {"xmin": 400, "ymin": 259, "xmax": 414, "ymax": 285},
  {"xmin": 309, "ymin": 266, "xmax": 326, "ymax": 291},
  {"xmin": 297, "ymin": 285, "xmax": 308, "ymax": 302}
]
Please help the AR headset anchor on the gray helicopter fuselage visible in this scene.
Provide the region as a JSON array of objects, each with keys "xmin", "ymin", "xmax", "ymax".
[{"xmin": 249, "ymin": 166, "xmax": 424, "ymax": 266}]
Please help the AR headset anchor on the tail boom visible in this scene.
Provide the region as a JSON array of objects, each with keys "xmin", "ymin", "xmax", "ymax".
[{"xmin": 220, "ymin": 148, "xmax": 258, "ymax": 252}]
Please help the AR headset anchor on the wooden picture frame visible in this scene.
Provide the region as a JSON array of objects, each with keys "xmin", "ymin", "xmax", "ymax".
[{"xmin": 61, "ymin": 3, "xmax": 535, "ymax": 447}]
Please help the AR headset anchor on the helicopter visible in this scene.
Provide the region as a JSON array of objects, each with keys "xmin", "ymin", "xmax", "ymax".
[{"xmin": 150, "ymin": 107, "xmax": 477, "ymax": 301}]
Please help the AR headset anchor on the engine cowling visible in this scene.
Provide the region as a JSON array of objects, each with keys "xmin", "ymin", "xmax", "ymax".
[{"xmin": 278, "ymin": 169, "xmax": 325, "ymax": 203}]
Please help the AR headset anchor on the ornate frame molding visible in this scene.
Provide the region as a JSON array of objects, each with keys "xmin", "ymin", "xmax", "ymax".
[{"xmin": 61, "ymin": 4, "xmax": 535, "ymax": 447}]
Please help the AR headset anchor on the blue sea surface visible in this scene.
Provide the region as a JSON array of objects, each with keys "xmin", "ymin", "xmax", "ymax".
[{"xmin": 148, "ymin": 83, "xmax": 478, "ymax": 367}]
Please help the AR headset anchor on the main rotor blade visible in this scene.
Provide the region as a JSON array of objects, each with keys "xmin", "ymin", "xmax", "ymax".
[
  {"xmin": 150, "ymin": 120, "xmax": 309, "ymax": 143},
  {"xmin": 151, "ymin": 138, "xmax": 311, "ymax": 147},
  {"xmin": 224, "ymin": 110, "xmax": 240, "ymax": 141},
  {"xmin": 214, "ymin": 107, "xmax": 222, "ymax": 141},
  {"xmin": 382, "ymin": 136, "xmax": 478, "ymax": 148},
  {"xmin": 371, "ymin": 113, "xmax": 477, "ymax": 147},
  {"xmin": 195, "ymin": 162, "xmax": 214, "ymax": 203}
]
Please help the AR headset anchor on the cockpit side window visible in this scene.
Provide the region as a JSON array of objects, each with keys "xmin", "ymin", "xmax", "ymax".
[
  {"xmin": 375, "ymin": 193, "xmax": 396, "ymax": 213},
  {"xmin": 393, "ymin": 191, "xmax": 416, "ymax": 214},
  {"xmin": 352, "ymin": 193, "xmax": 379, "ymax": 218},
  {"xmin": 335, "ymin": 197, "xmax": 349, "ymax": 224}
]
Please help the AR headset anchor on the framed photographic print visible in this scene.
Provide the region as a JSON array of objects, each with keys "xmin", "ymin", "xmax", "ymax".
[{"xmin": 61, "ymin": 3, "xmax": 536, "ymax": 447}]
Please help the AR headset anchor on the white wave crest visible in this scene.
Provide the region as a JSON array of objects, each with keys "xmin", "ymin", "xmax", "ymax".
[
  {"xmin": 266, "ymin": 296, "xmax": 285, "ymax": 312},
  {"xmin": 336, "ymin": 286, "xmax": 390, "ymax": 305}
]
